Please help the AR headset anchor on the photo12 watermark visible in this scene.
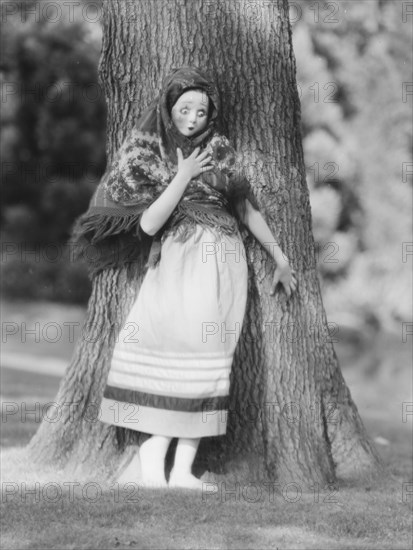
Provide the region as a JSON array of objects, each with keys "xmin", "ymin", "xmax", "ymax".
[
  {"xmin": 201, "ymin": 480, "xmax": 339, "ymax": 504},
  {"xmin": 2, "ymin": 480, "xmax": 144, "ymax": 504},
  {"xmin": 2, "ymin": 320, "xmax": 140, "ymax": 345},
  {"xmin": 1, "ymin": 397, "xmax": 341, "ymax": 427},
  {"xmin": 1, "ymin": 1, "xmax": 103, "ymax": 24},
  {"xmin": 201, "ymin": 399, "xmax": 340, "ymax": 426}
]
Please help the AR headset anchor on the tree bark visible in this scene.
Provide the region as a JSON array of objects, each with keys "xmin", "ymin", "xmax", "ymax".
[{"xmin": 27, "ymin": 0, "xmax": 382, "ymax": 487}]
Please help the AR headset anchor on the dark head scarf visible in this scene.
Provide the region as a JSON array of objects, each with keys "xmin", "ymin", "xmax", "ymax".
[{"xmin": 133, "ymin": 66, "xmax": 220, "ymax": 164}]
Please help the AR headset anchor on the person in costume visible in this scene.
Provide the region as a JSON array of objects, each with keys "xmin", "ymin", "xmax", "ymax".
[{"xmin": 71, "ymin": 66, "xmax": 297, "ymax": 489}]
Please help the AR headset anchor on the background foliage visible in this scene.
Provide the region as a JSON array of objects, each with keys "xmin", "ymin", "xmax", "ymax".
[
  {"xmin": 1, "ymin": 0, "xmax": 106, "ymax": 303},
  {"xmin": 1, "ymin": 0, "xmax": 412, "ymax": 341},
  {"xmin": 292, "ymin": 0, "xmax": 412, "ymax": 342}
]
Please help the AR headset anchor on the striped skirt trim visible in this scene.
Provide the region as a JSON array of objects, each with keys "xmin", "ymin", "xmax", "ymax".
[
  {"xmin": 107, "ymin": 347, "xmax": 233, "ymax": 398},
  {"xmin": 112, "ymin": 348, "xmax": 233, "ymax": 370},
  {"xmin": 103, "ymin": 385, "xmax": 228, "ymax": 412},
  {"xmin": 113, "ymin": 346, "xmax": 232, "ymax": 359},
  {"xmin": 99, "ymin": 397, "xmax": 228, "ymax": 438},
  {"xmin": 106, "ymin": 370, "xmax": 230, "ymax": 398}
]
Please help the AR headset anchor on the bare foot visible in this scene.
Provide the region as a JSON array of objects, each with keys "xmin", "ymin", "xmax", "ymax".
[
  {"xmin": 115, "ymin": 452, "xmax": 167, "ymax": 489},
  {"xmin": 115, "ymin": 451, "xmax": 141, "ymax": 485},
  {"xmin": 139, "ymin": 478, "xmax": 168, "ymax": 489},
  {"xmin": 168, "ymin": 470, "xmax": 205, "ymax": 490},
  {"xmin": 139, "ymin": 438, "xmax": 168, "ymax": 488}
]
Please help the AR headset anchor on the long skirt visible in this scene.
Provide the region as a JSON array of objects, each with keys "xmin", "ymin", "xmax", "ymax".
[{"xmin": 99, "ymin": 224, "xmax": 248, "ymax": 438}]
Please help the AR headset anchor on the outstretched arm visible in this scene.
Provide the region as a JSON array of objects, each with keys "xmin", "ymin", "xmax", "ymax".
[{"xmin": 237, "ymin": 199, "xmax": 297, "ymax": 297}]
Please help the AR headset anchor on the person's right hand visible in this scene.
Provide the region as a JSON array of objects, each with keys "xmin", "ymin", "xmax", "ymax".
[{"xmin": 177, "ymin": 147, "xmax": 214, "ymax": 182}]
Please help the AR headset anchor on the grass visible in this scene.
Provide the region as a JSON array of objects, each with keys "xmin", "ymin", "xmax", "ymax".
[
  {"xmin": 1, "ymin": 366, "xmax": 412, "ymax": 550},
  {"xmin": 1, "ymin": 298, "xmax": 412, "ymax": 549},
  {"xmin": 1, "ymin": 466, "xmax": 412, "ymax": 549},
  {"xmin": 0, "ymin": 299, "xmax": 86, "ymax": 361},
  {"xmin": 0, "ymin": 368, "xmax": 61, "ymax": 447}
]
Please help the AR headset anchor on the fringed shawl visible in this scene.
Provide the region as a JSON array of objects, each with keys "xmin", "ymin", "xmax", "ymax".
[{"xmin": 69, "ymin": 66, "xmax": 259, "ymax": 279}]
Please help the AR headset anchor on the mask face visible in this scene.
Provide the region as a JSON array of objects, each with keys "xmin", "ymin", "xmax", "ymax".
[{"xmin": 171, "ymin": 90, "xmax": 210, "ymax": 137}]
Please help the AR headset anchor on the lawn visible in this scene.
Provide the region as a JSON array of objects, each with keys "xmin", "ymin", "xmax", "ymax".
[
  {"xmin": 1, "ymin": 300, "xmax": 412, "ymax": 549},
  {"xmin": 1, "ymin": 299, "xmax": 86, "ymax": 362},
  {"xmin": 1, "ymin": 365, "xmax": 412, "ymax": 550},
  {"xmin": 1, "ymin": 478, "xmax": 411, "ymax": 550}
]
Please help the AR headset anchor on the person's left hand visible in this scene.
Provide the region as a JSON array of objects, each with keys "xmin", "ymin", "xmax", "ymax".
[{"xmin": 270, "ymin": 261, "xmax": 297, "ymax": 298}]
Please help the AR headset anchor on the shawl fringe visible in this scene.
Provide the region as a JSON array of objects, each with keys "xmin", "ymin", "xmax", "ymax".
[
  {"xmin": 71, "ymin": 209, "xmax": 144, "ymax": 250},
  {"xmin": 69, "ymin": 209, "xmax": 151, "ymax": 279}
]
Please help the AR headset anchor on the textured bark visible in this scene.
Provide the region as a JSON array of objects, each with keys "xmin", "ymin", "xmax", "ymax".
[{"xmin": 27, "ymin": 0, "xmax": 382, "ymax": 486}]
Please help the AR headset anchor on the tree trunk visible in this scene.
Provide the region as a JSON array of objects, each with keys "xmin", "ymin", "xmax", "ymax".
[{"xmin": 27, "ymin": 0, "xmax": 382, "ymax": 487}]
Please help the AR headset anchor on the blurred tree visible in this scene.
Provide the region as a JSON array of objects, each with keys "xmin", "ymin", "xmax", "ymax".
[
  {"xmin": 2, "ymin": 14, "xmax": 106, "ymax": 228},
  {"xmin": 1, "ymin": 1, "xmax": 105, "ymax": 301},
  {"xmin": 27, "ymin": 0, "xmax": 381, "ymax": 487},
  {"xmin": 291, "ymin": 0, "xmax": 412, "ymax": 335}
]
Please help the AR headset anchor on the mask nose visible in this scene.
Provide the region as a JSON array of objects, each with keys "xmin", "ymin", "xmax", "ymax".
[{"xmin": 188, "ymin": 112, "xmax": 196, "ymax": 125}]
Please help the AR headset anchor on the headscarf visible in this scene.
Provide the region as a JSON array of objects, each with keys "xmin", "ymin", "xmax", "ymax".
[
  {"xmin": 70, "ymin": 66, "xmax": 259, "ymax": 279},
  {"xmin": 136, "ymin": 66, "xmax": 221, "ymax": 164}
]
